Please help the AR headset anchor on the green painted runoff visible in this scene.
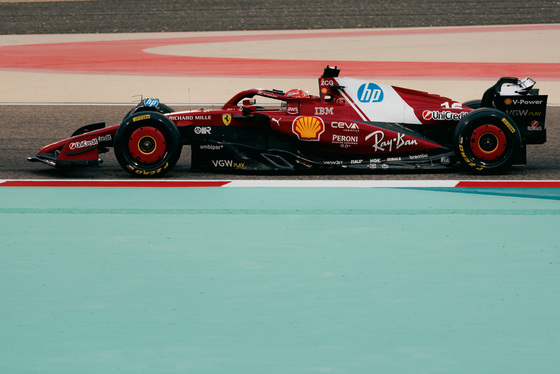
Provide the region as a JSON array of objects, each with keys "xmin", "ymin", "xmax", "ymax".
[{"xmin": 1, "ymin": 187, "xmax": 559, "ymax": 374}]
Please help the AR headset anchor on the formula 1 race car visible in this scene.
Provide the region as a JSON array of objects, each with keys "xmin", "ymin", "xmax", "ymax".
[{"xmin": 29, "ymin": 66, "xmax": 548, "ymax": 176}]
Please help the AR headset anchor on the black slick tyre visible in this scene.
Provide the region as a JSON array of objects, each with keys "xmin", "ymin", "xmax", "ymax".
[
  {"xmin": 454, "ymin": 108, "xmax": 521, "ymax": 174},
  {"xmin": 462, "ymin": 99, "xmax": 482, "ymax": 109},
  {"xmin": 114, "ymin": 112, "xmax": 181, "ymax": 177}
]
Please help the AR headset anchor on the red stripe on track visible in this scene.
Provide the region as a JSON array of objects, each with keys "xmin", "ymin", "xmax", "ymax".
[
  {"xmin": 3, "ymin": 180, "xmax": 560, "ymax": 188},
  {"xmin": 456, "ymin": 181, "xmax": 560, "ymax": 188},
  {"xmin": 1, "ymin": 25, "xmax": 558, "ymax": 79},
  {"xmin": 0, "ymin": 180, "xmax": 231, "ymax": 187}
]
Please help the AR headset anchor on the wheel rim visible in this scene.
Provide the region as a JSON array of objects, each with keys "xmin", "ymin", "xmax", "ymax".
[
  {"xmin": 469, "ymin": 124, "xmax": 507, "ymax": 161},
  {"xmin": 128, "ymin": 127, "xmax": 167, "ymax": 164}
]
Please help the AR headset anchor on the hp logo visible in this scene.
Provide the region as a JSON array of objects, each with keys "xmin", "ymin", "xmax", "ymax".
[
  {"xmin": 143, "ymin": 98, "xmax": 160, "ymax": 107},
  {"xmin": 357, "ymin": 83, "xmax": 384, "ymax": 103}
]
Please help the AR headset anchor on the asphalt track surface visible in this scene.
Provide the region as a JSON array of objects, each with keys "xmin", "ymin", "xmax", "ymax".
[
  {"xmin": 3, "ymin": 104, "xmax": 560, "ymax": 180},
  {"xmin": 1, "ymin": 0, "xmax": 558, "ymax": 34},
  {"xmin": 1, "ymin": 1, "xmax": 559, "ymax": 180}
]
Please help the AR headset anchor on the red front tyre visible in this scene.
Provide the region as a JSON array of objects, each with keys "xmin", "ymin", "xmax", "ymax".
[{"xmin": 114, "ymin": 112, "xmax": 182, "ymax": 177}]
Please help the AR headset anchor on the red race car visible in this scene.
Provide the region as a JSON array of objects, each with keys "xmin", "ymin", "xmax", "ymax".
[{"xmin": 29, "ymin": 67, "xmax": 547, "ymax": 176}]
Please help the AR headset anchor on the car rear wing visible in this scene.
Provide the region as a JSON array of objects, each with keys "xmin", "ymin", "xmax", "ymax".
[{"xmin": 482, "ymin": 77, "xmax": 547, "ymax": 145}]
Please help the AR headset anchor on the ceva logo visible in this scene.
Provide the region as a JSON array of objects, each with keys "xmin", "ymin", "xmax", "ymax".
[{"xmin": 357, "ymin": 83, "xmax": 384, "ymax": 103}]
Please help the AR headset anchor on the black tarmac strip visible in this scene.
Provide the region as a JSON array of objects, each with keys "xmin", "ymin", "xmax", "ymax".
[{"xmin": 0, "ymin": 0, "xmax": 558, "ymax": 34}]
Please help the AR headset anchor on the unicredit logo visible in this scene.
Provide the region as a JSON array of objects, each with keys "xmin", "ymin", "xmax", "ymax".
[
  {"xmin": 69, "ymin": 138, "xmax": 98, "ymax": 150},
  {"xmin": 422, "ymin": 110, "xmax": 433, "ymax": 120},
  {"xmin": 422, "ymin": 110, "xmax": 468, "ymax": 121}
]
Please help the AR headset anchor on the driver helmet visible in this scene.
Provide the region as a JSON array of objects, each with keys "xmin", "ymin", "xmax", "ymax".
[{"xmin": 286, "ymin": 89, "xmax": 309, "ymax": 98}]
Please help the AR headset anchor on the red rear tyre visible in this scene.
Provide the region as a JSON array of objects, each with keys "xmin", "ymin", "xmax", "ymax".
[{"xmin": 454, "ymin": 108, "xmax": 521, "ymax": 174}]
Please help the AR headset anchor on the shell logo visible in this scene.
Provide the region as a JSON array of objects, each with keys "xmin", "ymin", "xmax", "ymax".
[{"xmin": 292, "ymin": 116, "xmax": 325, "ymax": 141}]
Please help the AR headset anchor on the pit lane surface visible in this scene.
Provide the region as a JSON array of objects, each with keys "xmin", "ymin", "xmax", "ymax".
[{"xmin": 3, "ymin": 104, "xmax": 559, "ymax": 180}]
